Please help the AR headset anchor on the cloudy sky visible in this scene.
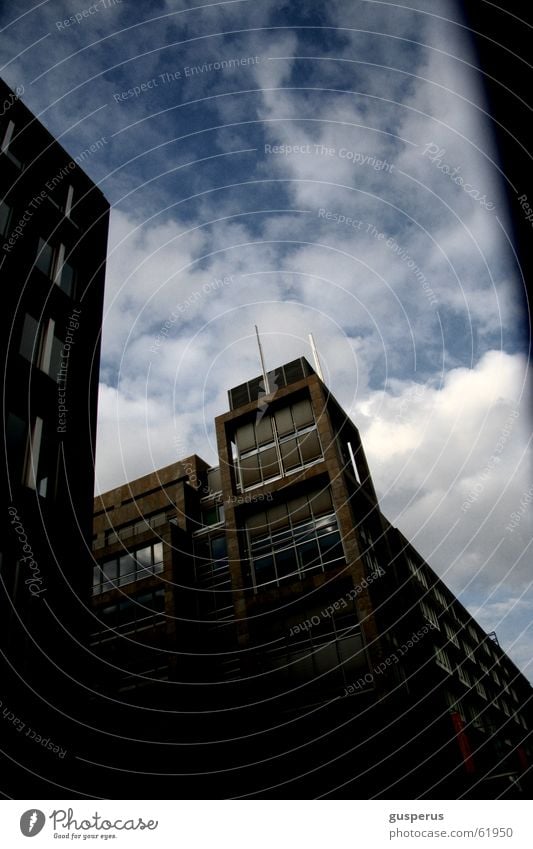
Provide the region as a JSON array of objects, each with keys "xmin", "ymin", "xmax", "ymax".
[{"xmin": 1, "ymin": 0, "xmax": 531, "ymax": 677}]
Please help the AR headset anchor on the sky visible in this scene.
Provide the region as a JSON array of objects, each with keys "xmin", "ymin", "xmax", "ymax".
[{"xmin": 1, "ymin": 0, "xmax": 531, "ymax": 678}]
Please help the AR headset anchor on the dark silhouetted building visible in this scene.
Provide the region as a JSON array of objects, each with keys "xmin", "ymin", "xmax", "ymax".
[{"xmin": 0, "ymin": 78, "xmax": 109, "ymax": 793}]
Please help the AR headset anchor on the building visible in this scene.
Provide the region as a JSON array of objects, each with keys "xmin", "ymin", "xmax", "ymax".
[
  {"xmin": 0, "ymin": 79, "xmax": 110, "ymax": 793},
  {"xmin": 88, "ymin": 356, "xmax": 532, "ymax": 799}
]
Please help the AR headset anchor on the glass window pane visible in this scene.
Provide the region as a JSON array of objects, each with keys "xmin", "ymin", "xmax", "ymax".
[
  {"xmin": 275, "ymin": 547, "xmax": 298, "ymax": 580},
  {"xmin": 93, "ymin": 566, "xmax": 101, "ymax": 587},
  {"xmin": 58, "ymin": 261, "xmax": 75, "ymax": 297},
  {"xmin": 274, "ymin": 406, "xmax": 294, "ymax": 437},
  {"xmin": 298, "ymin": 430, "xmax": 322, "ymax": 463},
  {"xmin": 152, "ymin": 542, "xmax": 163, "ymax": 565},
  {"xmin": 118, "ymin": 597, "xmax": 136, "ymax": 624},
  {"xmin": 319, "ymin": 532, "xmax": 344, "ymax": 563},
  {"xmin": 292, "ymin": 398, "xmax": 314, "ymax": 429},
  {"xmin": 135, "ymin": 591, "xmax": 156, "ymax": 609},
  {"xmin": 103, "ymin": 559, "xmax": 117, "ymax": 580},
  {"xmin": 19, "ymin": 314, "xmax": 40, "ymax": 363},
  {"xmin": 280, "ymin": 437, "xmax": 300, "ymax": 471},
  {"xmin": 35, "ymin": 238, "xmax": 54, "ymax": 276},
  {"xmin": 211, "ymin": 536, "xmax": 227, "ymax": 561},
  {"xmin": 50, "ymin": 335, "xmax": 63, "ymax": 380},
  {"xmin": 0, "ymin": 200, "xmax": 11, "ymax": 236},
  {"xmin": 118, "ymin": 554, "xmax": 136, "ymax": 584},
  {"xmin": 338, "ymin": 634, "xmax": 366, "ymax": 676},
  {"xmin": 288, "ymin": 495, "xmax": 311, "ymax": 525},
  {"xmin": 235, "ymin": 422, "xmax": 255, "ymax": 453},
  {"xmin": 135, "ymin": 546, "xmax": 152, "ymax": 567},
  {"xmin": 259, "ymin": 446, "xmax": 279, "ymax": 480},
  {"xmin": 267, "ymin": 503, "xmax": 289, "ymax": 532},
  {"xmin": 151, "ymin": 512, "xmax": 167, "ymax": 528},
  {"xmin": 309, "ymin": 488, "xmax": 333, "ymax": 517},
  {"xmin": 313, "ymin": 643, "xmax": 340, "ymax": 677},
  {"xmin": 241, "ymin": 454, "xmax": 261, "ymax": 488},
  {"xmin": 255, "ymin": 415, "xmax": 273, "ymax": 446},
  {"xmin": 207, "ymin": 467, "xmax": 222, "ymax": 493},
  {"xmin": 289, "ymin": 648, "xmax": 315, "ymax": 683},
  {"xmin": 253, "ymin": 554, "xmax": 276, "ymax": 586},
  {"xmin": 298, "ymin": 539, "xmax": 321, "ymax": 571},
  {"xmin": 246, "ymin": 511, "xmax": 268, "ymax": 538},
  {"xmin": 100, "ymin": 604, "xmax": 119, "ymax": 628},
  {"xmin": 202, "ymin": 506, "xmax": 219, "ymax": 526}
]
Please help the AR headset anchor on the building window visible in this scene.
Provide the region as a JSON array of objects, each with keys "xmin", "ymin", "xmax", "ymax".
[
  {"xmin": 200, "ymin": 503, "xmax": 224, "ymax": 528},
  {"xmin": 19, "ymin": 314, "xmax": 62, "ymax": 377},
  {"xmin": 65, "ymin": 184, "xmax": 74, "ymax": 218},
  {"xmin": 206, "ymin": 466, "xmax": 222, "ymax": 495},
  {"xmin": 433, "ymin": 587, "xmax": 448, "ymax": 608},
  {"xmin": 34, "ymin": 238, "xmax": 76, "ymax": 296},
  {"xmin": 407, "ymin": 557, "xmax": 428, "ymax": 588},
  {"xmin": 35, "ymin": 237, "xmax": 54, "ymax": 277},
  {"xmin": 421, "ymin": 600, "xmax": 440, "ymax": 630},
  {"xmin": 234, "ymin": 397, "xmax": 322, "ymax": 490},
  {"xmin": 435, "ymin": 646, "xmax": 453, "ymax": 673},
  {"xmin": 103, "ymin": 511, "xmax": 171, "ymax": 544},
  {"xmin": 475, "ymin": 681, "xmax": 487, "ymax": 699},
  {"xmin": 246, "ymin": 487, "xmax": 344, "ymax": 590},
  {"xmin": 23, "ymin": 416, "xmax": 49, "ymax": 496},
  {"xmin": 0, "ymin": 199, "xmax": 11, "ymax": 235},
  {"xmin": 463, "ymin": 641, "xmax": 475, "ymax": 662},
  {"xmin": 444, "ymin": 621, "xmax": 460, "ymax": 648},
  {"xmin": 468, "ymin": 624, "xmax": 479, "ymax": 643},
  {"xmin": 53, "ymin": 242, "xmax": 76, "ymax": 296},
  {"xmin": 457, "ymin": 663, "xmax": 471, "ymax": 687},
  {"xmin": 92, "ymin": 541, "xmax": 165, "ymax": 595},
  {"xmin": 1, "ymin": 120, "xmax": 22, "ymax": 167}
]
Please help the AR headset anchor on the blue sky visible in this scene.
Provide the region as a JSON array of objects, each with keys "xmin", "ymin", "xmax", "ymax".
[{"xmin": 1, "ymin": 0, "xmax": 531, "ymax": 678}]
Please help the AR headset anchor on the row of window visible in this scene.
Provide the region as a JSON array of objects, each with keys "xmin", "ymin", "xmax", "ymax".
[
  {"xmin": 92, "ymin": 541, "xmax": 165, "ymax": 594},
  {"xmin": 435, "ymin": 647, "xmax": 520, "ymax": 707},
  {"xmin": 445, "ymin": 691, "xmax": 527, "ymax": 732},
  {"xmin": 408, "ymin": 557, "xmax": 505, "ymax": 672},
  {"xmin": 257, "ymin": 624, "xmax": 367, "ymax": 692},
  {"xmin": 95, "ymin": 511, "xmax": 172, "ymax": 548},
  {"xmin": 249, "ymin": 511, "xmax": 344, "ymax": 589},
  {"xmin": 246, "ymin": 486, "xmax": 334, "ymax": 539},
  {"xmin": 228, "ymin": 358, "xmax": 314, "ymax": 410},
  {"xmin": 91, "ymin": 588, "xmax": 166, "ymax": 641},
  {"xmin": 235, "ymin": 398, "xmax": 323, "ymax": 489}
]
